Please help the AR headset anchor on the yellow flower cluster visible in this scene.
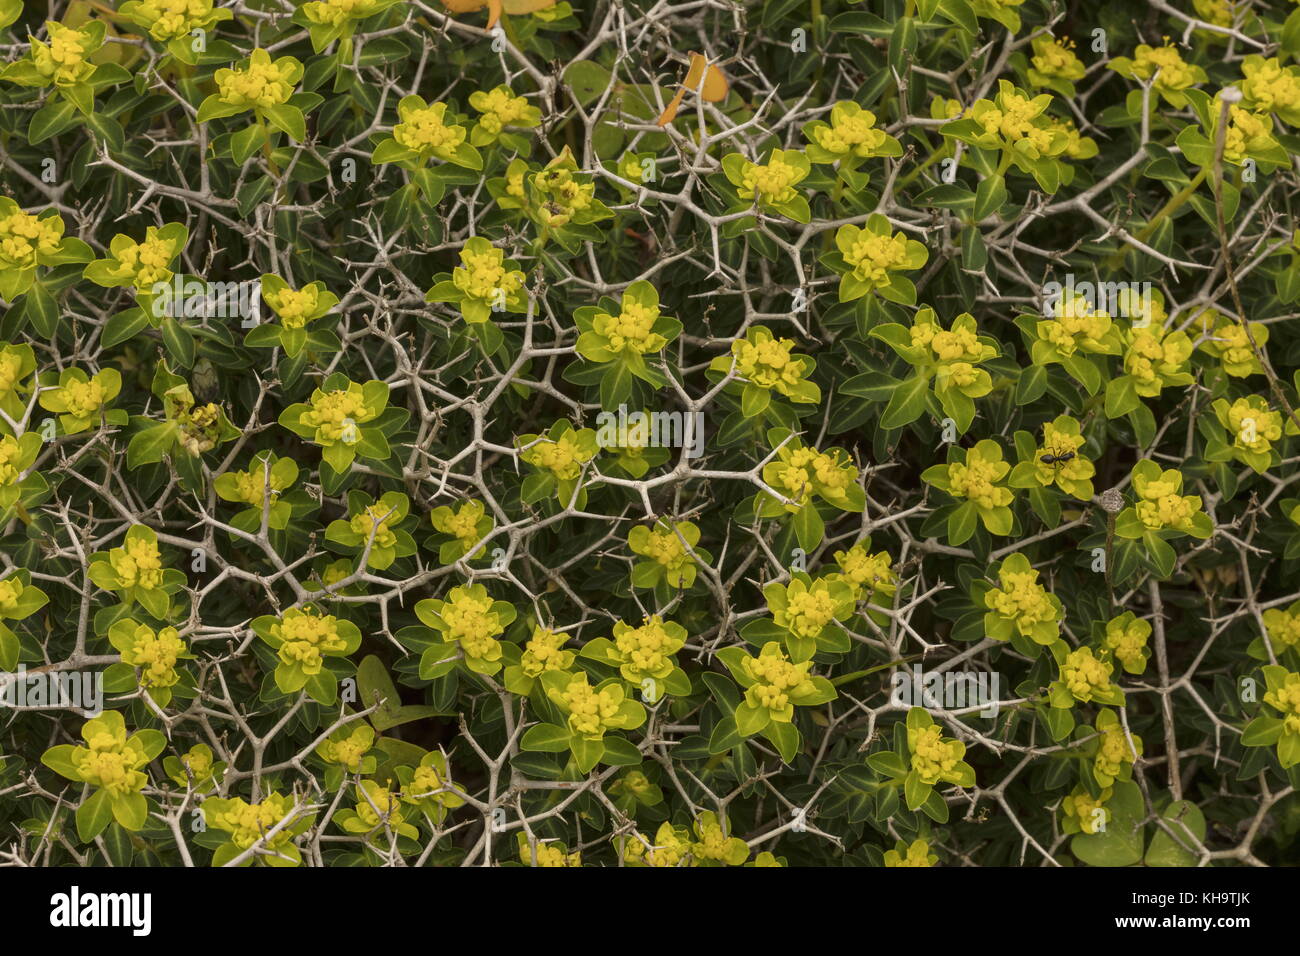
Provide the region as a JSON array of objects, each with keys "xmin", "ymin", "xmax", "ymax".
[
  {"xmin": 265, "ymin": 286, "xmax": 320, "ymax": 329},
  {"xmin": 206, "ymin": 793, "xmax": 297, "ymax": 849},
  {"xmin": 985, "ymin": 555, "xmax": 1059, "ymax": 641},
  {"xmin": 883, "ymin": 838, "xmax": 936, "ymax": 867},
  {"xmin": 908, "ymin": 724, "xmax": 964, "ymax": 785},
  {"xmin": 844, "ymin": 229, "xmax": 911, "ymax": 285},
  {"xmin": 1223, "ymin": 396, "xmax": 1282, "ymax": 455},
  {"xmin": 559, "ymin": 673, "xmax": 624, "ymax": 737},
  {"xmin": 216, "ymin": 49, "xmax": 297, "ymax": 110},
  {"xmin": 810, "ymin": 103, "xmax": 890, "ymax": 158},
  {"xmin": 519, "ymin": 626, "xmax": 573, "ymax": 678},
  {"xmin": 1133, "ymin": 468, "xmax": 1202, "ymax": 534},
  {"xmin": 1030, "ymin": 35, "xmax": 1085, "ymax": 82},
  {"xmin": 1063, "ymin": 787, "xmax": 1111, "ymax": 834},
  {"xmin": 1060, "ymin": 647, "xmax": 1114, "ymax": 703},
  {"xmin": 349, "ymin": 503, "xmax": 398, "ymax": 551},
  {"xmin": 1240, "ymin": 57, "xmax": 1300, "ymax": 116},
  {"xmin": 453, "ymin": 241, "xmax": 524, "ymax": 304},
  {"xmin": 741, "ymin": 645, "xmax": 814, "ymax": 716},
  {"xmin": 271, "ymin": 607, "xmax": 348, "ymax": 676},
  {"xmin": 612, "ymin": 615, "xmax": 682, "ymax": 681},
  {"xmin": 592, "ymin": 297, "xmax": 663, "ymax": 353},
  {"xmin": 303, "ymin": 0, "xmax": 381, "ymax": 28},
  {"xmin": 301, "ymin": 389, "xmax": 369, "ymax": 443},
  {"xmin": 1094, "ymin": 712, "xmax": 1139, "ymax": 783},
  {"xmin": 520, "ymin": 429, "xmax": 595, "ymax": 480},
  {"xmin": 110, "ymin": 534, "xmax": 164, "ymax": 590},
  {"xmin": 730, "ymin": 327, "xmax": 812, "ymax": 395},
  {"xmin": 737, "ymin": 153, "xmax": 803, "ymax": 204},
  {"xmin": 775, "ymin": 579, "xmax": 839, "ymax": 640},
  {"xmin": 470, "ymin": 85, "xmax": 536, "ymax": 135},
  {"xmin": 0, "ymin": 435, "xmax": 29, "ymax": 487},
  {"xmin": 947, "ymin": 448, "xmax": 1012, "ymax": 511},
  {"xmin": 1124, "ymin": 326, "xmax": 1193, "ymax": 395},
  {"xmin": 439, "ymin": 586, "xmax": 505, "ymax": 661},
  {"xmin": 534, "ymin": 154, "xmax": 597, "ymax": 228},
  {"xmin": 74, "ymin": 726, "xmax": 149, "ymax": 797},
  {"xmin": 0, "ymin": 204, "xmax": 62, "ymax": 271},
  {"xmin": 119, "ymin": 622, "xmax": 186, "ymax": 689},
  {"xmin": 1104, "ymin": 614, "xmax": 1151, "ymax": 673},
  {"xmin": 1128, "ymin": 42, "xmax": 1201, "ymax": 93},
  {"xmin": 1220, "ymin": 104, "xmax": 1276, "ymax": 165},
  {"xmin": 130, "ymin": 0, "xmax": 222, "ymax": 41},
  {"xmin": 1264, "ymin": 671, "xmax": 1300, "ymax": 736},
  {"xmin": 317, "ymin": 727, "xmax": 371, "ymax": 770},
  {"xmin": 32, "ymin": 23, "xmax": 95, "ymax": 86}
]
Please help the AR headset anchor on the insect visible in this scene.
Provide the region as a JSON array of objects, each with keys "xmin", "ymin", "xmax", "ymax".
[{"xmin": 1039, "ymin": 449, "xmax": 1076, "ymax": 465}]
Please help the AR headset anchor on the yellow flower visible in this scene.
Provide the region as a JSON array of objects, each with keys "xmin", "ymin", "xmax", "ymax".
[
  {"xmin": 1060, "ymin": 647, "xmax": 1115, "ymax": 703},
  {"xmin": 31, "ymin": 22, "xmax": 97, "ymax": 86},
  {"xmin": 908, "ymin": 724, "xmax": 966, "ymax": 785},
  {"xmin": 434, "ymin": 584, "xmax": 509, "ymax": 664},
  {"xmin": 1240, "ymin": 56, "xmax": 1300, "ymax": 121},
  {"xmin": 1124, "ymin": 325, "xmax": 1194, "ymax": 397},
  {"xmin": 558, "ymin": 671, "xmax": 625, "ymax": 737},
  {"xmin": 740, "ymin": 644, "xmax": 815, "ymax": 719},
  {"xmin": 1264, "ymin": 671, "xmax": 1300, "ymax": 737},
  {"xmin": 1030, "ymin": 35, "xmax": 1085, "ymax": 83},
  {"xmin": 1103, "ymin": 613, "xmax": 1151, "ymax": 674},
  {"xmin": 733, "ymin": 149, "xmax": 807, "ymax": 205},
  {"xmin": 726, "ymin": 326, "xmax": 817, "ymax": 399},
  {"xmin": 348, "ymin": 503, "xmax": 398, "ymax": 551},
  {"xmin": 520, "ymin": 837, "xmax": 581, "ymax": 867},
  {"xmin": 0, "ymin": 202, "xmax": 63, "ymax": 273},
  {"xmin": 302, "ymin": 0, "xmax": 387, "ymax": 29},
  {"xmin": 947, "ymin": 444, "xmax": 1013, "ymax": 512},
  {"xmin": 299, "ymin": 385, "xmax": 378, "ymax": 443},
  {"xmin": 1063, "ymin": 787, "xmax": 1113, "ymax": 834},
  {"xmin": 519, "ymin": 427, "xmax": 598, "ymax": 481},
  {"xmin": 118, "ymin": 622, "xmax": 187, "ymax": 689},
  {"xmin": 691, "ymin": 811, "xmax": 748, "ymax": 865},
  {"xmin": 1129, "ymin": 462, "xmax": 1206, "ymax": 536},
  {"xmin": 611, "ymin": 615, "xmax": 685, "ymax": 684},
  {"xmin": 519, "ymin": 626, "xmax": 574, "ymax": 678},
  {"xmin": 1093, "ymin": 709, "xmax": 1140, "ymax": 785},
  {"xmin": 624, "ymin": 822, "xmax": 694, "ymax": 867},
  {"xmin": 983, "ymin": 553, "xmax": 1061, "ymax": 644},
  {"xmin": 109, "ymin": 532, "xmax": 165, "ymax": 591},
  {"xmin": 592, "ymin": 295, "xmax": 664, "ymax": 354},
  {"xmin": 205, "ymin": 793, "xmax": 298, "ymax": 849},
  {"xmin": 1114, "ymin": 41, "xmax": 1206, "ymax": 106},
  {"xmin": 1219, "ymin": 103, "xmax": 1277, "ymax": 165},
  {"xmin": 1199, "ymin": 312, "xmax": 1266, "ymax": 377},
  {"xmin": 469, "ymin": 85, "xmax": 541, "ymax": 142},
  {"xmin": 122, "ymin": 0, "xmax": 230, "ymax": 43},
  {"xmin": 884, "ymin": 838, "xmax": 937, "ymax": 867},
  {"xmin": 270, "ymin": 606, "xmax": 348, "ymax": 676},
  {"xmin": 808, "ymin": 101, "xmax": 896, "ymax": 160},
  {"xmin": 215, "ymin": 48, "xmax": 297, "ymax": 110}
]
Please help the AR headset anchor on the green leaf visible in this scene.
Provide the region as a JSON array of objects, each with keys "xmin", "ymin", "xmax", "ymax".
[
  {"xmin": 881, "ymin": 374, "xmax": 930, "ymax": 429},
  {"xmin": 1144, "ymin": 800, "xmax": 1206, "ymax": 867},
  {"xmin": 76, "ymin": 789, "xmax": 114, "ymax": 843}
]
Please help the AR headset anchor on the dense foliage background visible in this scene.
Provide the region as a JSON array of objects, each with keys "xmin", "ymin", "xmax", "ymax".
[{"xmin": 2, "ymin": 0, "xmax": 1300, "ymax": 867}]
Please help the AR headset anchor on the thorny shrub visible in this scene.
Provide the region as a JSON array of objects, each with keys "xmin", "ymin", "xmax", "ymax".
[{"xmin": 1, "ymin": 0, "xmax": 1300, "ymax": 868}]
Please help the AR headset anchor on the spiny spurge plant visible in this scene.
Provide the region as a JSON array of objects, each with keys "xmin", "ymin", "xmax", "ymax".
[{"xmin": 7, "ymin": 0, "xmax": 1300, "ymax": 871}]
